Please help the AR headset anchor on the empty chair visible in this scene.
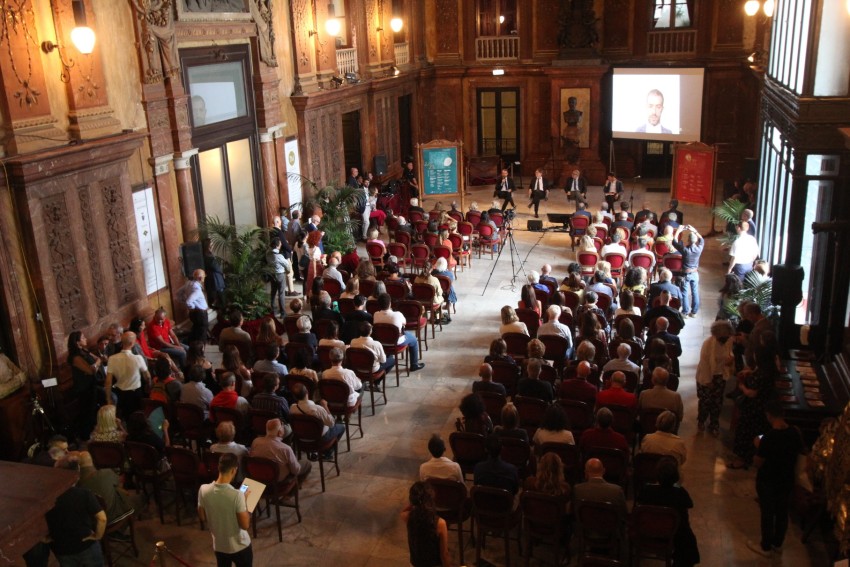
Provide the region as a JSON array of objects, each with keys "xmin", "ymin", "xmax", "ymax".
[
  {"xmin": 125, "ymin": 441, "xmax": 172, "ymax": 524},
  {"xmin": 576, "ymin": 500, "xmax": 623, "ymax": 560},
  {"xmin": 502, "ymin": 332, "xmax": 531, "ymax": 363},
  {"xmin": 630, "ymin": 504, "xmax": 680, "ymax": 566},
  {"xmin": 499, "ymin": 436, "xmax": 533, "ymax": 479},
  {"xmin": 521, "ymin": 490, "xmax": 570, "ymax": 567},
  {"xmin": 471, "ymin": 486, "xmax": 522, "ymax": 567},
  {"xmin": 165, "ymin": 446, "xmax": 204, "ymax": 526},
  {"xmin": 478, "ymin": 391, "xmax": 507, "ymax": 426},
  {"xmin": 570, "ymin": 215, "xmax": 589, "ymax": 249},
  {"xmin": 174, "ymin": 402, "xmax": 210, "ymax": 455},
  {"xmin": 449, "ymin": 431, "xmax": 487, "ymax": 481},
  {"xmin": 632, "ymin": 452, "xmax": 665, "ymax": 495},
  {"xmin": 243, "ymin": 456, "xmax": 301, "ymax": 541},
  {"xmin": 490, "ymin": 360, "xmax": 521, "ymax": 398},
  {"xmin": 97, "ymin": 494, "xmax": 138, "ymax": 566}
]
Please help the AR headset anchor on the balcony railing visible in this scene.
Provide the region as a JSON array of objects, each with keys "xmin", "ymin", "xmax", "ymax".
[
  {"xmin": 475, "ymin": 35, "xmax": 520, "ymax": 61},
  {"xmin": 336, "ymin": 47, "xmax": 358, "ymax": 75},
  {"xmin": 647, "ymin": 29, "xmax": 697, "ymax": 56},
  {"xmin": 394, "ymin": 42, "xmax": 409, "ymax": 66}
]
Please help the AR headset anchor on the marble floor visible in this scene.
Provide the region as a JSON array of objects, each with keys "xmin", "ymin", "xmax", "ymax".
[{"xmin": 121, "ymin": 182, "xmax": 831, "ymax": 567}]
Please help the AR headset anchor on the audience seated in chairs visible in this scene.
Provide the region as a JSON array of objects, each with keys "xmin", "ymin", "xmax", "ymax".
[
  {"xmin": 580, "ymin": 407, "xmax": 629, "ymax": 455},
  {"xmin": 220, "ymin": 345, "xmax": 253, "ymax": 399},
  {"xmin": 532, "ymin": 404, "xmax": 575, "ymax": 449},
  {"xmin": 210, "ymin": 372, "xmax": 251, "ymax": 416},
  {"xmin": 558, "ymin": 360, "xmax": 598, "ymax": 407},
  {"xmin": 517, "ymin": 358, "xmax": 555, "ymax": 402},
  {"xmin": 638, "ymin": 368, "xmax": 684, "ymax": 426},
  {"xmin": 210, "ymin": 421, "xmax": 250, "ymax": 483},
  {"xmin": 639, "ymin": 410, "xmax": 688, "ymax": 467},
  {"xmin": 484, "ymin": 338, "xmax": 518, "ymax": 367},
  {"xmin": 457, "ymin": 392, "xmax": 494, "ymax": 435},
  {"xmin": 252, "ymin": 344, "xmax": 288, "ymax": 380},
  {"xmin": 472, "ymin": 362, "xmax": 507, "ymax": 396},
  {"xmin": 499, "ymin": 305, "xmax": 530, "ymax": 336},
  {"xmin": 250, "ymin": 418, "xmax": 312, "ymax": 483},
  {"xmin": 419, "ymin": 433, "xmax": 464, "ymax": 483},
  {"xmin": 493, "ymin": 403, "xmax": 529, "ymax": 444},
  {"xmin": 473, "ymin": 435, "xmax": 520, "ymax": 495}
]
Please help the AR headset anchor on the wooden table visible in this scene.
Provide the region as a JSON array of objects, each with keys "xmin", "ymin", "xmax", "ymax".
[{"xmin": 0, "ymin": 461, "xmax": 79, "ymax": 564}]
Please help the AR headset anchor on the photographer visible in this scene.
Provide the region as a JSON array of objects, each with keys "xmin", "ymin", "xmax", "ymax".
[{"xmin": 672, "ymin": 224, "xmax": 704, "ymax": 319}]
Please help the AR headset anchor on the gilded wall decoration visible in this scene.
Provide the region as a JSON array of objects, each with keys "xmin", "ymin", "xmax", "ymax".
[
  {"xmin": 182, "ymin": 0, "xmax": 247, "ymax": 12},
  {"xmin": 0, "ymin": 0, "xmax": 43, "ymax": 108},
  {"xmin": 43, "ymin": 192, "xmax": 87, "ymax": 330}
]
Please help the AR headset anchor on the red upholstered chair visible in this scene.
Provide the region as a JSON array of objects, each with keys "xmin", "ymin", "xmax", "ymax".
[
  {"xmin": 87, "ymin": 441, "xmax": 126, "ymax": 472},
  {"xmin": 125, "ymin": 441, "xmax": 171, "ymax": 524},
  {"xmin": 629, "ymin": 250, "xmax": 656, "ymax": 281},
  {"xmin": 248, "ymin": 408, "xmax": 279, "ymax": 439},
  {"xmin": 533, "ymin": 287, "xmax": 550, "ymax": 311},
  {"xmin": 593, "ymin": 237, "xmax": 605, "ymax": 253},
  {"xmin": 432, "ymin": 245, "xmax": 456, "ymax": 277},
  {"xmin": 598, "ymin": 403, "xmax": 637, "ymax": 450},
  {"xmin": 322, "ymin": 278, "xmax": 343, "ymax": 300},
  {"xmin": 541, "ymin": 278, "xmax": 557, "ymax": 297},
  {"xmin": 449, "ymin": 431, "xmax": 487, "ymax": 480},
  {"xmin": 465, "ymin": 210, "xmax": 482, "ymax": 227},
  {"xmin": 490, "ymin": 360, "xmax": 521, "ymax": 397},
  {"xmin": 372, "ymin": 322, "xmax": 410, "ymax": 386},
  {"xmin": 448, "ymin": 232, "xmax": 471, "ymax": 271},
  {"xmin": 478, "ymin": 391, "xmax": 507, "ymax": 426},
  {"xmin": 654, "ymin": 241, "xmax": 672, "ymax": 264},
  {"xmin": 613, "ymin": 314, "xmax": 645, "ymax": 339},
  {"xmin": 570, "ymin": 215, "xmax": 590, "ymax": 249},
  {"xmin": 243, "ymin": 456, "xmax": 301, "ymax": 541},
  {"xmin": 345, "ymin": 347, "xmax": 387, "ymax": 416},
  {"xmin": 386, "ymin": 242, "xmax": 410, "ymax": 271},
  {"xmin": 630, "ymin": 505, "xmax": 680, "ymax": 566},
  {"xmin": 408, "ymin": 210, "xmax": 424, "ymax": 223},
  {"xmin": 397, "ymin": 299, "xmax": 428, "ymax": 357},
  {"xmin": 434, "ymin": 274, "xmax": 455, "ymax": 315},
  {"xmin": 515, "ymin": 307, "xmax": 540, "ymax": 337},
  {"xmin": 447, "ymin": 210, "xmax": 464, "ymax": 224},
  {"xmin": 316, "ymin": 345, "xmax": 336, "ymax": 371},
  {"xmin": 583, "ymin": 446, "xmax": 629, "ymax": 490},
  {"xmin": 319, "ymin": 378, "xmax": 363, "ymax": 452},
  {"xmin": 413, "ymin": 220, "xmax": 429, "ymax": 237},
  {"xmin": 471, "ymin": 486, "xmax": 522, "ymax": 566},
  {"xmin": 165, "ymin": 446, "xmax": 205, "ymax": 527},
  {"xmin": 522, "ymin": 491, "xmax": 570, "ymax": 566},
  {"xmin": 395, "ymin": 229, "xmax": 412, "ymax": 248},
  {"xmin": 490, "ymin": 212, "xmax": 505, "ymax": 230},
  {"xmin": 358, "ymin": 279, "xmax": 376, "ymax": 298},
  {"xmin": 578, "ymin": 251, "xmax": 599, "ymax": 278},
  {"xmin": 576, "ymin": 500, "xmax": 623, "ymax": 559},
  {"xmin": 514, "ymin": 395, "xmax": 548, "ymax": 438},
  {"xmin": 499, "ymin": 436, "xmax": 533, "ymax": 479},
  {"xmin": 422, "ymin": 232, "xmax": 440, "ymax": 249},
  {"xmin": 632, "ymin": 293, "xmax": 648, "ymax": 313},
  {"xmin": 563, "ymin": 291, "xmax": 582, "ymax": 312},
  {"xmin": 289, "ymin": 412, "xmax": 340, "ymax": 492},
  {"xmin": 282, "ymin": 314, "xmax": 304, "ymax": 340},
  {"xmin": 476, "ymin": 223, "xmax": 500, "ymax": 259},
  {"xmin": 174, "ymin": 403, "xmax": 210, "ymax": 456},
  {"xmin": 605, "ymin": 251, "xmax": 627, "ymax": 284},
  {"xmin": 220, "ymin": 340, "xmax": 254, "ymax": 366},
  {"xmin": 502, "ymin": 332, "xmax": 531, "ymax": 363},
  {"xmin": 411, "ymin": 282, "xmax": 443, "ymax": 338},
  {"xmin": 284, "ymin": 373, "xmax": 316, "ymax": 401},
  {"xmin": 538, "ymin": 334, "xmax": 570, "ymax": 372},
  {"xmin": 427, "ymin": 478, "xmax": 473, "ymax": 566},
  {"xmin": 632, "ymin": 452, "xmax": 665, "ymax": 495},
  {"xmin": 662, "ymin": 253, "xmax": 684, "ymax": 278},
  {"xmin": 557, "ymin": 399, "xmax": 594, "ymax": 441},
  {"xmin": 366, "ymin": 241, "xmax": 386, "ymax": 268},
  {"xmin": 337, "ymin": 297, "xmax": 355, "ymax": 317},
  {"xmin": 457, "ymin": 222, "xmax": 475, "ymax": 256},
  {"xmin": 385, "ymin": 279, "xmax": 409, "ymax": 305}
]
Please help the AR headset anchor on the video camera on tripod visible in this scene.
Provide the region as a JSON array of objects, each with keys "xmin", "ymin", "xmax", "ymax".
[{"xmin": 503, "ymin": 208, "xmax": 516, "ymax": 226}]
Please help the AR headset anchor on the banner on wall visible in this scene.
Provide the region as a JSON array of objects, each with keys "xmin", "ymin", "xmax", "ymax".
[
  {"xmin": 671, "ymin": 142, "xmax": 716, "ymax": 206},
  {"xmin": 133, "ymin": 187, "xmax": 167, "ymax": 295},
  {"xmin": 284, "ymin": 137, "xmax": 303, "ymax": 208}
]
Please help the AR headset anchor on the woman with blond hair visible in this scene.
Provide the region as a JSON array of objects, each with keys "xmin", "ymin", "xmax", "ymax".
[
  {"xmin": 499, "ymin": 305, "xmax": 529, "ymax": 336},
  {"xmin": 90, "ymin": 404, "xmax": 126, "ymax": 443}
]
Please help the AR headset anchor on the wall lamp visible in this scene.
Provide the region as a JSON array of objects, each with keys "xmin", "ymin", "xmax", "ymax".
[
  {"xmin": 744, "ymin": 0, "xmax": 774, "ymax": 17},
  {"xmin": 325, "ymin": 3, "xmax": 341, "ymax": 36},
  {"xmin": 492, "ymin": 68, "xmax": 505, "ymax": 76},
  {"xmin": 390, "ymin": 17, "xmax": 403, "ymax": 33},
  {"xmin": 41, "ymin": 0, "xmax": 96, "ymax": 82}
]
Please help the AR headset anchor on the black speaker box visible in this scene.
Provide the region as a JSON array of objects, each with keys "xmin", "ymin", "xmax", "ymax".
[
  {"xmin": 180, "ymin": 241, "xmax": 204, "ymax": 278},
  {"xmin": 527, "ymin": 220, "xmax": 543, "ymax": 231},
  {"xmin": 772, "ymin": 264, "xmax": 804, "ymax": 306},
  {"xmin": 374, "ymin": 154, "xmax": 388, "ymax": 176}
]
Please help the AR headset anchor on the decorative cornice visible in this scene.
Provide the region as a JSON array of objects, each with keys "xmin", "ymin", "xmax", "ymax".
[
  {"xmin": 259, "ymin": 123, "xmax": 286, "ymax": 143},
  {"xmin": 149, "ymin": 154, "xmax": 174, "ymax": 176},
  {"xmin": 173, "ymin": 148, "xmax": 199, "ymax": 170}
]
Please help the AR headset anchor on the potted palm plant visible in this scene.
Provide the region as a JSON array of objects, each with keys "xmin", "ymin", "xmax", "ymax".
[
  {"xmin": 292, "ymin": 177, "xmax": 362, "ymax": 254},
  {"xmin": 711, "ymin": 198, "xmax": 748, "ymax": 247}
]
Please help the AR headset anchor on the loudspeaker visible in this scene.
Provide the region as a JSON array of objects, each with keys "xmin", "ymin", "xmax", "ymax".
[
  {"xmin": 374, "ymin": 154, "xmax": 388, "ymax": 176},
  {"xmin": 180, "ymin": 241, "xmax": 204, "ymax": 278},
  {"xmin": 772, "ymin": 264, "xmax": 804, "ymax": 306},
  {"xmin": 527, "ymin": 220, "xmax": 543, "ymax": 231}
]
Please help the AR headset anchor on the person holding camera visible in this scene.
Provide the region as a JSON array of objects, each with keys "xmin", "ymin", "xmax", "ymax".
[{"xmin": 672, "ymin": 224, "xmax": 704, "ymax": 318}]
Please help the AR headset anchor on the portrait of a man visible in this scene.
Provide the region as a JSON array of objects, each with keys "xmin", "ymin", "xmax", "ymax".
[{"xmin": 636, "ymin": 89, "xmax": 672, "ymax": 134}]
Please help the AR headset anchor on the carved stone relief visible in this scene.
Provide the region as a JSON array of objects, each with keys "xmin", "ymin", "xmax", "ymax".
[
  {"xmin": 43, "ymin": 192, "xmax": 87, "ymax": 331},
  {"xmin": 101, "ymin": 181, "xmax": 139, "ymax": 305},
  {"xmin": 129, "ymin": 0, "xmax": 180, "ymax": 84},
  {"xmin": 182, "ymin": 0, "xmax": 247, "ymax": 12},
  {"xmin": 77, "ymin": 186, "xmax": 108, "ymax": 318},
  {"xmin": 435, "ymin": 0, "xmax": 458, "ymax": 53},
  {"xmin": 248, "ymin": 0, "xmax": 277, "ymax": 66}
]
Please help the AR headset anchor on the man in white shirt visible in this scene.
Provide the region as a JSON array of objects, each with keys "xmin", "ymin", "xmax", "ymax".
[
  {"xmin": 419, "ymin": 434, "xmax": 463, "ymax": 483},
  {"xmin": 105, "ymin": 332, "xmax": 150, "ymax": 419},
  {"xmin": 321, "ymin": 348, "xmax": 362, "ymax": 408},
  {"xmin": 350, "ymin": 322, "xmax": 395, "ymax": 374},
  {"xmin": 538, "ymin": 305, "xmax": 574, "ymax": 353},
  {"xmin": 291, "ymin": 384, "xmax": 345, "ymax": 446},
  {"xmin": 600, "ymin": 232, "xmax": 627, "ymax": 259},
  {"xmin": 372, "ymin": 293, "xmax": 424, "ymax": 371},
  {"xmin": 728, "ymin": 221, "xmax": 760, "ymax": 280},
  {"xmin": 184, "ymin": 269, "xmax": 209, "ymax": 342},
  {"xmin": 322, "ymin": 256, "xmax": 345, "ymax": 288}
]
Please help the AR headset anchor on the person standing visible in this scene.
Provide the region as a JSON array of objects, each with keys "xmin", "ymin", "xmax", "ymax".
[
  {"xmin": 184, "ymin": 268, "xmax": 210, "ymax": 342},
  {"xmin": 44, "ymin": 468, "xmax": 107, "ymax": 567},
  {"xmin": 603, "ymin": 172, "xmax": 623, "ymax": 211},
  {"xmin": 285, "ymin": 210, "xmax": 303, "ymax": 281},
  {"xmin": 672, "ymin": 224, "xmax": 705, "ymax": 318},
  {"xmin": 105, "ymin": 332, "xmax": 151, "ymax": 420},
  {"xmin": 494, "ymin": 167, "xmax": 516, "ymax": 211},
  {"xmin": 727, "ymin": 222, "xmax": 760, "ymax": 280},
  {"xmin": 694, "ymin": 321, "xmax": 735, "ymax": 437},
  {"xmin": 198, "ymin": 453, "xmax": 253, "ymax": 567},
  {"xmin": 746, "ymin": 401, "xmax": 805, "ymax": 559},
  {"xmin": 527, "ymin": 168, "xmax": 551, "ymax": 218},
  {"xmin": 266, "ymin": 237, "xmax": 292, "ymax": 318}
]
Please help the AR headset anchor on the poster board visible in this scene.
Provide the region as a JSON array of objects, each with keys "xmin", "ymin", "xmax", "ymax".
[
  {"xmin": 671, "ymin": 142, "xmax": 716, "ymax": 206},
  {"xmin": 132, "ymin": 186, "xmax": 167, "ymax": 295},
  {"xmin": 417, "ymin": 139, "xmax": 465, "ymax": 210}
]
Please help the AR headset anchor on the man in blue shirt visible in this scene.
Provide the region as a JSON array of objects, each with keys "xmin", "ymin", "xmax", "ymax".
[
  {"xmin": 473, "ymin": 435, "xmax": 519, "ymax": 495},
  {"xmin": 672, "ymin": 224, "xmax": 704, "ymax": 318}
]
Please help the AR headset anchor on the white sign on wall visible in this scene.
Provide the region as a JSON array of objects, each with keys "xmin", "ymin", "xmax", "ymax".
[
  {"xmin": 133, "ymin": 187, "xmax": 166, "ymax": 295},
  {"xmin": 284, "ymin": 138, "xmax": 303, "ymax": 208}
]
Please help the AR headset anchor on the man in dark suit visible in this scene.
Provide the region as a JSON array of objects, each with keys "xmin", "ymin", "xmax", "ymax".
[
  {"xmin": 346, "ymin": 166, "xmax": 360, "ymax": 188},
  {"xmin": 633, "ymin": 202, "xmax": 658, "ymax": 226},
  {"xmin": 603, "ymin": 172, "xmax": 623, "ymax": 211},
  {"xmin": 644, "ymin": 295, "xmax": 686, "ymax": 336},
  {"xmin": 341, "ymin": 295, "xmax": 373, "ymax": 344},
  {"xmin": 472, "ymin": 363, "xmax": 507, "ymax": 396},
  {"xmin": 494, "ymin": 168, "xmax": 516, "ymax": 211},
  {"xmin": 473, "ymin": 435, "xmax": 520, "ymax": 495},
  {"xmin": 516, "ymin": 359, "xmax": 555, "ymax": 402},
  {"xmin": 647, "ymin": 316, "xmax": 683, "ymax": 357},
  {"xmin": 661, "ymin": 199, "xmax": 684, "ymax": 227},
  {"xmin": 527, "ymin": 168, "xmax": 551, "ymax": 218},
  {"xmin": 574, "ymin": 458, "xmax": 627, "ymax": 539},
  {"xmin": 565, "ymin": 168, "xmax": 588, "ymax": 210}
]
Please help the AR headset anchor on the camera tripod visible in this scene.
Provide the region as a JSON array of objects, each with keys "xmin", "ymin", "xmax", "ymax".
[{"xmin": 482, "ymin": 222, "xmax": 528, "ymax": 295}]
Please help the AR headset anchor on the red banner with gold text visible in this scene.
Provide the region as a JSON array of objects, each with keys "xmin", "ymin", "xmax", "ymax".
[{"xmin": 671, "ymin": 143, "xmax": 716, "ymax": 206}]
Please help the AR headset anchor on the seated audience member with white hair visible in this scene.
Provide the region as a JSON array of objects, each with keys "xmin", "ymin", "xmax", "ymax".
[
  {"xmin": 419, "ymin": 434, "xmax": 463, "ymax": 483},
  {"xmin": 638, "ymin": 367, "xmax": 684, "ymax": 425},
  {"xmin": 639, "ymin": 410, "xmax": 688, "ymax": 466},
  {"xmin": 322, "ymin": 255, "xmax": 345, "ymax": 287},
  {"xmin": 600, "ymin": 231, "xmax": 626, "ymax": 258},
  {"xmin": 741, "ymin": 208, "xmax": 756, "ymax": 235},
  {"xmin": 648, "ymin": 268, "xmax": 683, "ymax": 304},
  {"xmin": 409, "ymin": 198, "xmax": 425, "ymax": 216},
  {"xmin": 603, "ymin": 343, "xmax": 640, "ymax": 376},
  {"xmin": 580, "ymin": 407, "xmax": 629, "ymax": 454},
  {"xmin": 538, "ymin": 305, "xmax": 574, "ymax": 345},
  {"xmin": 596, "ymin": 370, "xmax": 637, "ymax": 409},
  {"xmin": 250, "ymin": 418, "xmax": 312, "ymax": 482},
  {"xmin": 540, "ymin": 264, "xmax": 558, "ymax": 286},
  {"xmin": 432, "ymin": 257, "xmax": 457, "ymax": 316},
  {"xmin": 527, "ymin": 270, "xmax": 549, "ymax": 294},
  {"xmin": 472, "ymin": 363, "xmax": 507, "ymax": 396},
  {"xmin": 210, "ymin": 421, "xmax": 250, "ymax": 483}
]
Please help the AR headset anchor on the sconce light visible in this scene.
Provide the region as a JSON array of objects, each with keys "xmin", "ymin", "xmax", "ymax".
[
  {"xmin": 308, "ymin": 28, "xmax": 318, "ymax": 37},
  {"xmin": 744, "ymin": 0, "xmax": 774, "ymax": 17},
  {"xmin": 325, "ymin": 3, "xmax": 341, "ymax": 36},
  {"xmin": 41, "ymin": 0, "xmax": 96, "ymax": 82},
  {"xmin": 747, "ymin": 50, "xmax": 765, "ymax": 68},
  {"xmin": 499, "ymin": 15, "xmax": 505, "ymax": 24},
  {"xmin": 492, "ymin": 68, "xmax": 505, "ymax": 76},
  {"xmin": 390, "ymin": 17, "xmax": 403, "ymax": 33}
]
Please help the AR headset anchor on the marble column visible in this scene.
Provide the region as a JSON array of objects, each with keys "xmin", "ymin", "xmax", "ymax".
[
  {"xmin": 259, "ymin": 123, "xmax": 285, "ymax": 224},
  {"xmin": 173, "ymin": 149, "xmax": 199, "ymax": 239},
  {"xmin": 148, "ymin": 154, "xmax": 187, "ymax": 315}
]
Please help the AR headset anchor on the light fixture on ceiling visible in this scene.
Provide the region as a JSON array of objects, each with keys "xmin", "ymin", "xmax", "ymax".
[
  {"xmin": 325, "ymin": 2, "xmax": 341, "ymax": 36},
  {"xmin": 41, "ymin": 0, "xmax": 96, "ymax": 82},
  {"xmin": 390, "ymin": 17, "xmax": 403, "ymax": 32},
  {"xmin": 492, "ymin": 68, "xmax": 505, "ymax": 76}
]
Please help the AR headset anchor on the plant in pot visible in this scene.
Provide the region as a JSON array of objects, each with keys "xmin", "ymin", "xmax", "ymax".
[
  {"xmin": 287, "ymin": 174, "xmax": 364, "ymax": 255},
  {"xmin": 711, "ymin": 198, "xmax": 748, "ymax": 248}
]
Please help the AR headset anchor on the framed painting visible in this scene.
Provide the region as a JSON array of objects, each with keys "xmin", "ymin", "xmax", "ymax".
[{"xmin": 559, "ymin": 88, "xmax": 590, "ymax": 149}]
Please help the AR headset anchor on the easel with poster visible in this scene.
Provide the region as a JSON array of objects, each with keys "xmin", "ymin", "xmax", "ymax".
[
  {"xmin": 417, "ymin": 139, "xmax": 465, "ymax": 212},
  {"xmin": 671, "ymin": 142, "xmax": 717, "ymax": 229}
]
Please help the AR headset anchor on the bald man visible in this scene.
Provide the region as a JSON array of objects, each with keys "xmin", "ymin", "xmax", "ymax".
[
  {"xmin": 558, "ymin": 360, "xmax": 598, "ymax": 406},
  {"xmin": 539, "ymin": 264, "xmax": 558, "ymax": 286},
  {"xmin": 574, "ymin": 458, "xmax": 627, "ymax": 525},
  {"xmin": 638, "ymin": 367, "xmax": 684, "ymax": 425},
  {"xmin": 472, "ymin": 363, "xmax": 507, "ymax": 396},
  {"xmin": 105, "ymin": 332, "xmax": 150, "ymax": 419}
]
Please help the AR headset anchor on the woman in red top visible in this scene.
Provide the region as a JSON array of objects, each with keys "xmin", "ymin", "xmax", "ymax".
[{"xmin": 518, "ymin": 284, "xmax": 542, "ymax": 317}]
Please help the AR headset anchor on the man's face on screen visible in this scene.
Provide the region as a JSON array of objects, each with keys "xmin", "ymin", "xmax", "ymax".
[{"xmin": 647, "ymin": 93, "xmax": 664, "ymax": 126}]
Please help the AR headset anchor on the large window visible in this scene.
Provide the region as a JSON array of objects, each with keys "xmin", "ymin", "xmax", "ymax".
[
  {"xmin": 652, "ymin": 0, "xmax": 693, "ymax": 28},
  {"xmin": 477, "ymin": 0, "xmax": 517, "ymax": 36},
  {"xmin": 477, "ymin": 88, "xmax": 519, "ymax": 162},
  {"xmin": 181, "ymin": 45, "xmax": 262, "ymax": 226}
]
